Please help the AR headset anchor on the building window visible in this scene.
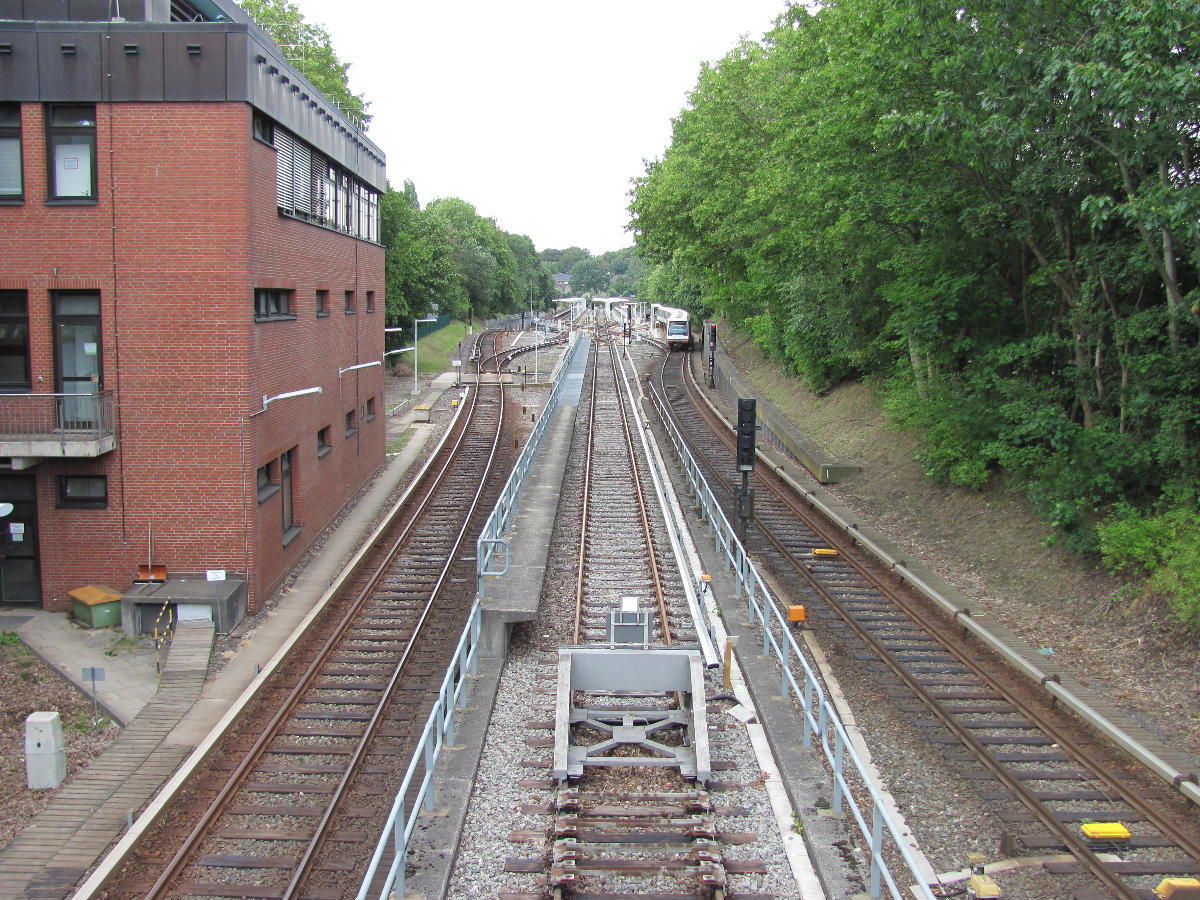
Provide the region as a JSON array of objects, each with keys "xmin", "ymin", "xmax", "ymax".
[
  {"xmin": 58, "ymin": 475, "xmax": 107, "ymax": 509},
  {"xmin": 272, "ymin": 126, "xmax": 380, "ymax": 242},
  {"xmin": 280, "ymin": 446, "xmax": 298, "ymax": 543},
  {"xmin": 365, "ymin": 290, "xmax": 375, "ymax": 313},
  {"xmin": 256, "ymin": 461, "xmax": 278, "ymax": 503},
  {"xmin": 316, "ymin": 289, "xmax": 329, "ymax": 316},
  {"xmin": 46, "ymin": 104, "xmax": 97, "ymax": 202},
  {"xmin": 365, "ymin": 396, "xmax": 376, "ymax": 422},
  {"xmin": 344, "ymin": 409, "xmax": 356, "ymax": 437},
  {"xmin": 252, "ymin": 111, "xmax": 274, "ymax": 146},
  {"xmin": 344, "ymin": 290, "xmax": 355, "ymax": 314},
  {"xmin": 0, "ymin": 104, "xmax": 22, "ymax": 202},
  {"xmin": 317, "ymin": 425, "xmax": 332, "ymax": 458},
  {"xmin": 0, "ymin": 291, "xmax": 30, "ymax": 391},
  {"xmin": 254, "ymin": 288, "xmax": 294, "ymax": 321}
]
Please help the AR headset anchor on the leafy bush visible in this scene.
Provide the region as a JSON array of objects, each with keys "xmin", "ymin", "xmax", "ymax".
[
  {"xmin": 1098, "ymin": 505, "xmax": 1200, "ymax": 632},
  {"xmin": 882, "ymin": 372, "xmax": 995, "ymax": 490},
  {"xmin": 1151, "ymin": 531, "xmax": 1200, "ymax": 633}
]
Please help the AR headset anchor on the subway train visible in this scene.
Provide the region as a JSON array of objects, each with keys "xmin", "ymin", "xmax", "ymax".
[{"xmin": 650, "ymin": 304, "xmax": 692, "ymax": 350}]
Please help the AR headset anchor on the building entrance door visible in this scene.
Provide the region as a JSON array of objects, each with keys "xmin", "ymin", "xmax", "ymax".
[
  {"xmin": 53, "ymin": 292, "xmax": 102, "ymax": 429},
  {"xmin": 0, "ymin": 476, "xmax": 40, "ymax": 604}
]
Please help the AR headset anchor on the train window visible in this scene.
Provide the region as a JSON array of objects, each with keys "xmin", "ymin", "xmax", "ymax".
[{"xmin": 46, "ymin": 104, "xmax": 96, "ymax": 202}]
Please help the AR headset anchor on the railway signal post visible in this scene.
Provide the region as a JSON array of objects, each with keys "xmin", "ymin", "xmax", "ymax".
[
  {"xmin": 737, "ymin": 398, "xmax": 756, "ymax": 525},
  {"xmin": 707, "ymin": 323, "xmax": 717, "ymax": 387}
]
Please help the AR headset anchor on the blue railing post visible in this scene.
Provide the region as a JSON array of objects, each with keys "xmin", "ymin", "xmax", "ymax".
[{"xmin": 832, "ymin": 729, "xmax": 846, "ymax": 812}]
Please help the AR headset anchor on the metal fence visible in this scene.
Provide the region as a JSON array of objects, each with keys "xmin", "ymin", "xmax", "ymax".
[
  {"xmin": 0, "ymin": 391, "xmax": 115, "ymax": 440},
  {"xmin": 355, "ymin": 603, "xmax": 482, "ymax": 900},
  {"xmin": 359, "ymin": 333, "xmax": 584, "ymax": 900},
  {"xmin": 647, "ymin": 384, "xmax": 937, "ymax": 900},
  {"xmin": 476, "ymin": 333, "xmax": 583, "ymax": 590}
]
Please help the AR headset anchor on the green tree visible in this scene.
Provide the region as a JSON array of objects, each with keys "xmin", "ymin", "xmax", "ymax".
[
  {"xmin": 630, "ymin": 0, "xmax": 1200, "ymax": 585},
  {"xmin": 569, "ymin": 258, "xmax": 608, "ymax": 295},
  {"xmin": 380, "ymin": 180, "xmax": 457, "ymax": 323},
  {"xmin": 506, "ymin": 233, "xmax": 555, "ymax": 311},
  {"xmin": 426, "ymin": 198, "xmax": 521, "ymax": 319},
  {"xmin": 238, "ymin": 0, "xmax": 370, "ymax": 127},
  {"xmin": 540, "ymin": 247, "xmax": 591, "ymax": 275}
]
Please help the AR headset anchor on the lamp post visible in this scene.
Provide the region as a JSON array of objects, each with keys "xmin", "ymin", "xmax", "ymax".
[{"xmin": 413, "ymin": 315, "xmax": 437, "ymax": 396}]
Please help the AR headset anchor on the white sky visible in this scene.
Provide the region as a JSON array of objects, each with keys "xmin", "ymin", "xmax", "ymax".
[{"xmin": 291, "ymin": 0, "xmax": 787, "ymax": 255}]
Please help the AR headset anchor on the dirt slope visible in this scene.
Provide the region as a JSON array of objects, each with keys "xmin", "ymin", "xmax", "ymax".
[{"xmin": 717, "ymin": 324, "xmax": 1200, "ymax": 758}]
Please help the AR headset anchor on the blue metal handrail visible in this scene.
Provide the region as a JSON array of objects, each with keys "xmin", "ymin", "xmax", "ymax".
[
  {"xmin": 356, "ymin": 602, "xmax": 482, "ymax": 900},
  {"xmin": 476, "ymin": 333, "xmax": 583, "ymax": 592},
  {"xmin": 647, "ymin": 382, "xmax": 937, "ymax": 900}
]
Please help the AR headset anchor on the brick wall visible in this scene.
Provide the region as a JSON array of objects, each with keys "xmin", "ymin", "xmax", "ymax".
[{"xmin": 0, "ymin": 101, "xmax": 384, "ymax": 612}]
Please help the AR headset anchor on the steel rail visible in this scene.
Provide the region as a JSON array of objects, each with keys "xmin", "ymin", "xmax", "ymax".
[
  {"xmin": 142, "ymin": 332, "xmax": 506, "ymax": 900},
  {"xmin": 690, "ymin": 343, "xmax": 1200, "ymax": 811},
  {"xmin": 646, "ymin": 351, "xmax": 938, "ymax": 900},
  {"xmin": 668, "ymin": 352, "xmax": 1197, "ymax": 900},
  {"xmin": 572, "ymin": 339, "xmax": 599, "ymax": 644},
  {"xmin": 282, "ymin": 335, "xmax": 508, "ymax": 898},
  {"xmin": 604, "ymin": 339, "xmax": 672, "ymax": 645},
  {"xmin": 731, "ymin": 392, "xmax": 1200, "ymax": 875}
]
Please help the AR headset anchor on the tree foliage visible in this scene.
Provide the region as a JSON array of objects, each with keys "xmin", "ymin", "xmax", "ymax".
[
  {"xmin": 630, "ymin": 0, "xmax": 1200, "ymax": 627},
  {"xmin": 238, "ymin": 0, "xmax": 370, "ymax": 127},
  {"xmin": 540, "ymin": 247, "xmax": 592, "ymax": 275}
]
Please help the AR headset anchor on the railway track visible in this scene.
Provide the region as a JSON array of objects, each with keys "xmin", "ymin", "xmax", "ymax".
[
  {"xmin": 649, "ymin": 349, "xmax": 1200, "ymax": 900},
  {"xmin": 500, "ymin": 334, "xmax": 779, "ymax": 900},
  {"xmin": 572, "ymin": 337, "xmax": 677, "ymax": 645},
  {"xmin": 97, "ymin": 332, "xmax": 516, "ymax": 900}
]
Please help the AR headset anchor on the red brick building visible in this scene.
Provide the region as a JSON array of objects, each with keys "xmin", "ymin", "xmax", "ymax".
[{"xmin": 0, "ymin": 1, "xmax": 386, "ymax": 618}]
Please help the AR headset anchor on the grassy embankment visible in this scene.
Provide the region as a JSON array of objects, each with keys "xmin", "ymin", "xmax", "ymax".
[{"xmin": 386, "ymin": 319, "xmax": 471, "ymax": 454}]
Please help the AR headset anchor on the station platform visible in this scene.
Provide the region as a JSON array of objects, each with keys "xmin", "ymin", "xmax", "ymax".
[
  {"xmin": 0, "ymin": 374, "xmax": 457, "ymax": 900},
  {"xmin": 477, "ymin": 334, "xmax": 587, "ymax": 658}
]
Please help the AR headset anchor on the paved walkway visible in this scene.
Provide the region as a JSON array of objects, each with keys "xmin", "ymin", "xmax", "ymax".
[
  {"xmin": 0, "ymin": 620, "xmax": 211, "ymax": 900},
  {"xmin": 0, "ymin": 373, "xmax": 458, "ymax": 900}
]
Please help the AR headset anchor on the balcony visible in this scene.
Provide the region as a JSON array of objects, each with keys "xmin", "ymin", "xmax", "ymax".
[{"xmin": 0, "ymin": 392, "xmax": 117, "ymax": 468}]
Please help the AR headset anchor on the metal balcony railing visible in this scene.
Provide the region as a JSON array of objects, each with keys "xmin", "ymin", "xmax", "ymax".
[{"xmin": 0, "ymin": 391, "xmax": 116, "ymax": 451}]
